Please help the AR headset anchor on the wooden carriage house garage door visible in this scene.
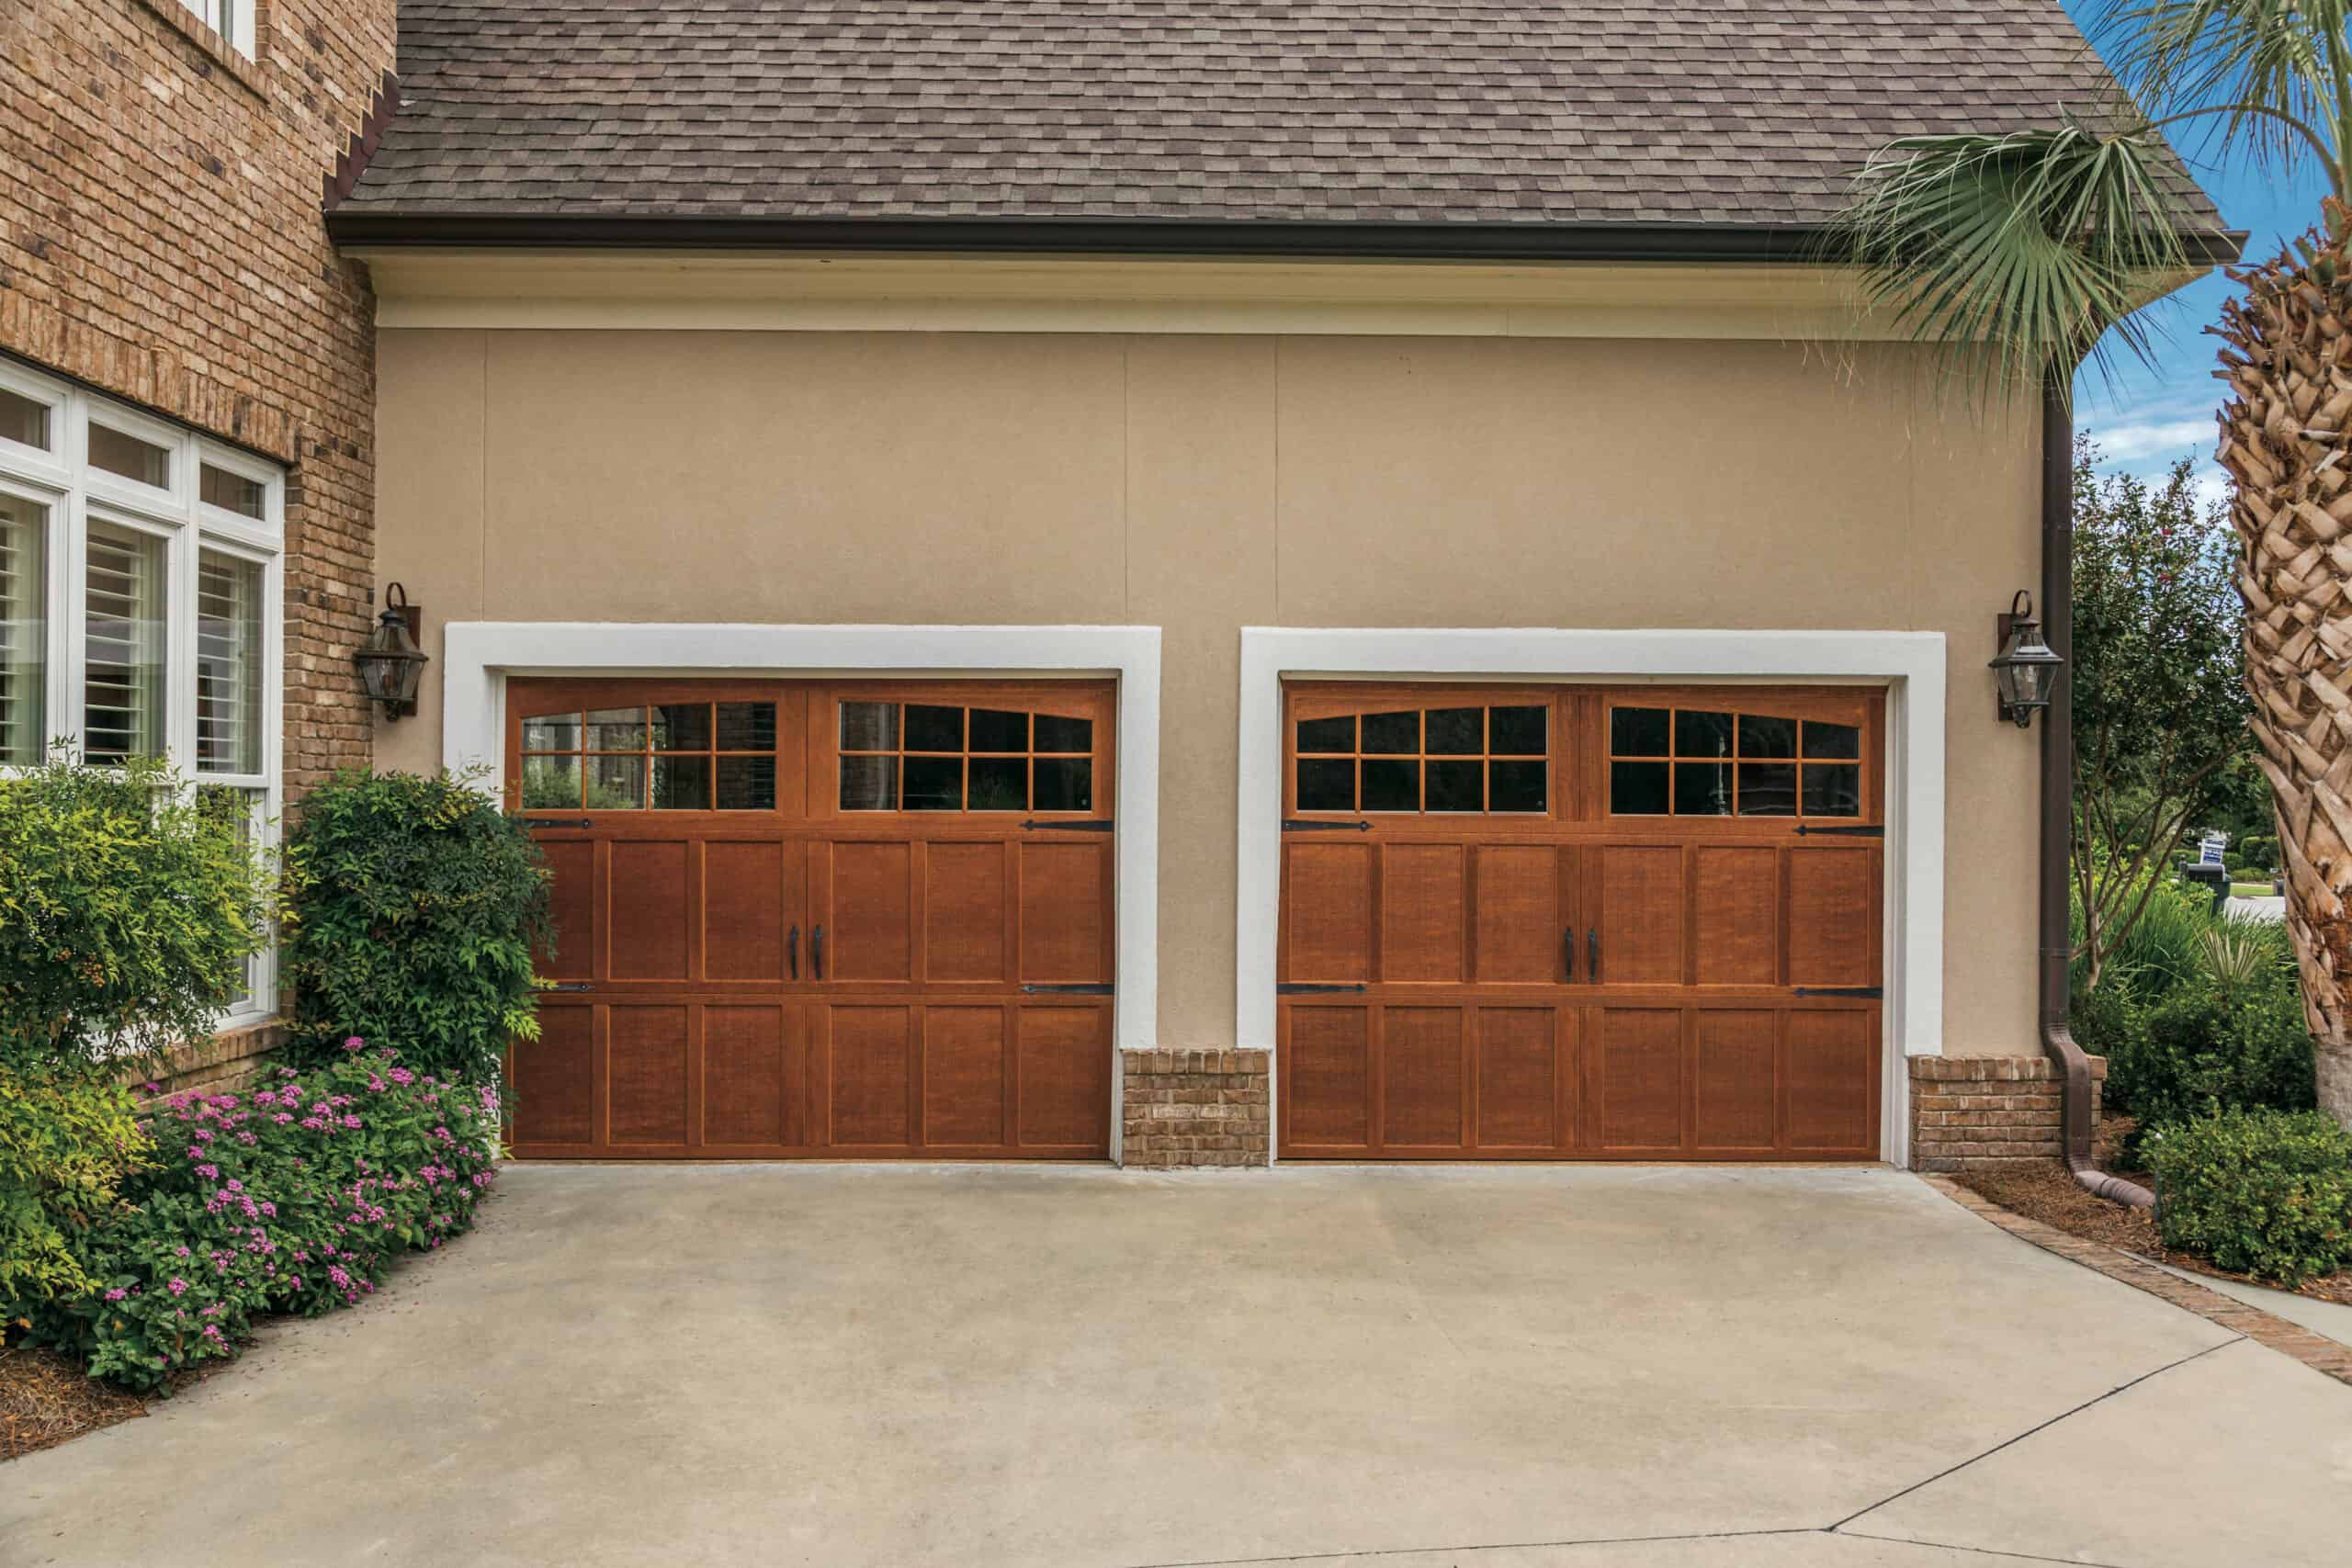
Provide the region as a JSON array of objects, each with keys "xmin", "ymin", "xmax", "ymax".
[
  {"xmin": 503, "ymin": 680, "xmax": 1115, "ymax": 1159},
  {"xmin": 1279, "ymin": 684, "xmax": 1885, "ymax": 1161}
]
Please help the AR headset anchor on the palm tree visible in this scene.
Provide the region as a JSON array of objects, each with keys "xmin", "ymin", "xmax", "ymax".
[{"xmin": 1831, "ymin": 0, "xmax": 2352, "ymax": 1129}]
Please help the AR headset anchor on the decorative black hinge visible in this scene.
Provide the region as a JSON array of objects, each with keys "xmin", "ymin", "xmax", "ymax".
[
  {"xmin": 1283, "ymin": 818, "xmax": 1372, "ymax": 832},
  {"xmin": 1022, "ymin": 982, "xmax": 1114, "ymax": 995},
  {"xmin": 520, "ymin": 817, "xmax": 593, "ymax": 829},
  {"xmin": 545, "ymin": 981, "xmax": 595, "ymax": 994},
  {"xmin": 1277, "ymin": 982, "xmax": 1368, "ymax": 995},
  {"xmin": 1795, "ymin": 824, "xmax": 1883, "ymax": 838},
  {"xmin": 1021, "ymin": 818, "xmax": 1114, "ymax": 831},
  {"xmin": 1794, "ymin": 986, "xmax": 1883, "ymax": 998}
]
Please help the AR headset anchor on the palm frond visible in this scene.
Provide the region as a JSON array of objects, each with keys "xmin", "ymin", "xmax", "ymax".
[
  {"xmin": 1830, "ymin": 122, "xmax": 2203, "ymax": 404},
  {"xmin": 2089, "ymin": 0, "xmax": 2352, "ymax": 195}
]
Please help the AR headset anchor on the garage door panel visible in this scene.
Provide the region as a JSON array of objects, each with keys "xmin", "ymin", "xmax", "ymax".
[
  {"xmin": 1693, "ymin": 847, "xmax": 1779, "ymax": 987},
  {"xmin": 608, "ymin": 1005, "xmax": 689, "ymax": 1145},
  {"xmin": 703, "ymin": 1004, "xmax": 796, "ymax": 1146},
  {"xmin": 1020, "ymin": 841, "xmax": 1110, "ymax": 983},
  {"xmin": 512, "ymin": 1003, "xmax": 594, "ymax": 1146},
  {"xmin": 1788, "ymin": 1009, "xmax": 1876, "ymax": 1151},
  {"xmin": 535, "ymin": 840, "xmax": 596, "ymax": 981},
  {"xmin": 924, "ymin": 1006, "xmax": 1009, "ymax": 1146},
  {"xmin": 1597, "ymin": 1008, "xmax": 1684, "ymax": 1153},
  {"xmin": 1283, "ymin": 841, "xmax": 1373, "ymax": 983},
  {"xmin": 1382, "ymin": 1007, "xmax": 1465, "ymax": 1147},
  {"xmin": 1788, "ymin": 847, "xmax": 1876, "ymax": 988},
  {"xmin": 926, "ymin": 842, "xmax": 1009, "ymax": 983},
  {"xmin": 1381, "ymin": 844, "xmax": 1464, "ymax": 984},
  {"xmin": 1596, "ymin": 845, "xmax": 1685, "ymax": 986},
  {"xmin": 1472, "ymin": 845, "xmax": 1567, "ymax": 984},
  {"xmin": 828, "ymin": 842, "xmax": 914, "ymax": 983},
  {"xmin": 610, "ymin": 841, "xmax": 691, "ymax": 981},
  {"xmin": 1015, "ymin": 1005, "xmax": 1110, "ymax": 1149},
  {"xmin": 1694, "ymin": 1010, "xmax": 1777, "ymax": 1151},
  {"xmin": 704, "ymin": 841, "xmax": 788, "ymax": 981},
  {"xmin": 1285, "ymin": 1005, "xmax": 1371, "ymax": 1148},
  {"xmin": 827, "ymin": 1005, "xmax": 913, "ymax": 1146},
  {"xmin": 1476, "ymin": 1007, "xmax": 1559, "ymax": 1149}
]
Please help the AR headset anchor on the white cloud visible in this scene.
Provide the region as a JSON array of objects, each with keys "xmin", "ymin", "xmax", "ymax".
[
  {"xmin": 2189, "ymin": 466, "xmax": 2234, "ymax": 516},
  {"xmin": 2082, "ymin": 417, "xmax": 2217, "ymax": 462}
]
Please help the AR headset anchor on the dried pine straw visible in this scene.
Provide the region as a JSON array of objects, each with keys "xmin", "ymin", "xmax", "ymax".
[{"xmin": 0, "ymin": 1346, "xmax": 148, "ymax": 1463}]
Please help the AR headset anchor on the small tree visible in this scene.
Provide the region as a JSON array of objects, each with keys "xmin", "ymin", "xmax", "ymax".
[{"xmin": 2071, "ymin": 441, "xmax": 2251, "ymax": 990}]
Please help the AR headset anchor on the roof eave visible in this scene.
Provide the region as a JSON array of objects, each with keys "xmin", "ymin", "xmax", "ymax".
[{"xmin": 320, "ymin": 211, "xmax": 2251, "ymax": 267}]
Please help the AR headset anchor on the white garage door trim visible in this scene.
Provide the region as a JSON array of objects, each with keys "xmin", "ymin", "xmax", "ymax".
[
  {"xmin": 438, "ymin": 623, "xmax": 1163, "ymax": 1119},
  {"xmin": 1237, "ymin": 626, "xmax": 1946, "ymax": 1168}
]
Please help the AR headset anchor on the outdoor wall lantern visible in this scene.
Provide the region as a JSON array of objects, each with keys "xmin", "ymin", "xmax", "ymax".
[
  {"xmin": 354, "ymin": 581, "xmax": 428, "ymax": 721},
  {"xmin": 1989, "ymin": 589, "xmax": 2064, "ymax": 728}
]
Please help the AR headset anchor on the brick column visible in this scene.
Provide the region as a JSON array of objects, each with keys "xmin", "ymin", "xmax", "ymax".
[
  {"xmin": 1119, "ymin": 1049, "xmax": 1271, "ymax": 1168},
  {"xmin": 1908, "ymin": 1055, "xmax": 2104, "ymax": 1172}
]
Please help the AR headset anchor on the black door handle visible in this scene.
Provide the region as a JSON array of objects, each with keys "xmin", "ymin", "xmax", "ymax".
[
  {"xmin": 786, "ymin": 924, "xmax": 798, "ymax": 980},
  {"xmin": 1588, "ymin": 927, "xmax": 1600, "ymax": 985},
  {"xmin": 813, "ymin": 924, "xmax": 825, "ymax": 981},
  {"xmin": 1563, "ymin": 925, "xmax": 1576, "ymax": 983}
]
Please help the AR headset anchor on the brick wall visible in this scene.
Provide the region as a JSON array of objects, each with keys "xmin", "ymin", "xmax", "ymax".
[
  {"xmin": 1909, "ymin": 1055, "xmax": 2104, "ymax": 1173},
  {"xmin": 1, "ymin": 0, "xmax": 394, "ymax": 795},
  {"xmin": 1121, "ymin": 1049, "xmax": 1271, "ymax": 1169},
  {"xmin": 123, "ymin": 1021, "xmax": 286, "ymax": 1102}
]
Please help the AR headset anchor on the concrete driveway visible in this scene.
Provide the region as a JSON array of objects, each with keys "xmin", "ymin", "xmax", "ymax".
[{"xmin": 6, "ymin": 1164, "xmax": 2349, "ymax": 1567}]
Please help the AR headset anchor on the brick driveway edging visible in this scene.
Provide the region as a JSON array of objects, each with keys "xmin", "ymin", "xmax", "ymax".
[{"xmin": 1922, "ymin": 1173, "xmax": 2352, "ymax": 1387}]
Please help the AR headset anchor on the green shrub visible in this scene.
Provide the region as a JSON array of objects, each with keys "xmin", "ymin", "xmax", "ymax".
[
  {"xmin": 281, "ymin": 771, "xmax": 552, "ymax": 1084},
  {"xmin": 0, "ymin": 753, "xmax": 271, "ymax": 1071},
  {"xmin": 0, "ymin": 1066, "xmax": 150, "ymax": 1306},
  {"xmin": 2108, "ymin": 966, "xmax": 2315, "ymax": 1158},
  {"xmin": 13, "ymin": 1045, "xmax": 501, "ymax": 1392},
  {"xmin": 2236, "ymin": 833, "xmax": 2278, "ymax": 872},
  {"xmin": 2145, "ymin": 1110, "xmax": 2352, "ymax": 1287}
]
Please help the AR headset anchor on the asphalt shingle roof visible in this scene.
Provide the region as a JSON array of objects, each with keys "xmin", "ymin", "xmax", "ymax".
[{"xmin": 340, "ymin": 0, "xmax": 2221, "ymax": 232}]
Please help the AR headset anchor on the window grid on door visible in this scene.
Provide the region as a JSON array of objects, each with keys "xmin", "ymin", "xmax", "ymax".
[
  {"xmin": 1292, "ymin": 702, "xmax": 1549, "ymax": 814},
  {"xmin": 837, "ymin": 700, "xmax": 1094, "ymax": 813},
  {"xmin": 1606, "ymin": 704, "xmax": 1862, "ymax": 818},
  {"xmin": 518, "ymin": 701, "xmax": 782, "ymax": 810}
]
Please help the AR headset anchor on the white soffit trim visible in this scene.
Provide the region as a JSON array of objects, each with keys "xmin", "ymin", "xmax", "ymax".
[
  {"xmin": 1235, "ymin": 627, "xmax": 1948, "ymax": 1168},
  {"xmin": 354, "ymin": 250, "xmax": 1908, "ymax": 341},
  {"xmin": 441, "ymin": 622, "xmax": 1163, "ymax": 1059}
]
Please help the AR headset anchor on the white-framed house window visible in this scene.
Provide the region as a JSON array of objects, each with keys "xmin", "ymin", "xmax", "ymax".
[
  {"xmin": 0, "ymin": 355, "xmax": 285, "ymax": 1026},
  {"xmin": 175, "ymin": 0, "xmax": 257, "ymax": 57}
]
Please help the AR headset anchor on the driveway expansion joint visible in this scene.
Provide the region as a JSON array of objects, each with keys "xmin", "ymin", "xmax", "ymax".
[
  {"xmin": 1834, "ymin": 1527, "xmax": 2139, "ymax": 1568},
  {"xmin": 1920, "ymin": 1174, "xmax": 2352, "ymax": 1387}
]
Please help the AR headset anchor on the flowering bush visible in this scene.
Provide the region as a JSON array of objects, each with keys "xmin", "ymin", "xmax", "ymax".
[{"xmin": 13, "ymin": 1043, "xmax": 499, "ymax": 1393}]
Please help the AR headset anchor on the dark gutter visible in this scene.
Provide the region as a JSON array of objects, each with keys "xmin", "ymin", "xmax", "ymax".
[
  {"xmin": 324, "ymin": 210, "xmax": 2250, "ymax": 266},
  {"xmin": 2041, "ymin": 378, "xmax": 2155, "ymax": 1208}
]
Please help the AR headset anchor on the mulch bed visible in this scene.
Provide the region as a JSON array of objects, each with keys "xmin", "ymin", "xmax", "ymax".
[
  {"xmin": 1952, "ymin": 1115, "xmax": 2352, "ymax": 1310},
  {"xmin": 0, "ymin": 1345, "xmax": 149, "ymax": 1463}
]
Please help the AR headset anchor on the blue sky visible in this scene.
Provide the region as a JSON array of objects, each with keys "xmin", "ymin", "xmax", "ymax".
[{"xmin": 2063, "ymin": 2, "xmax": 2335, "ymax": 508}]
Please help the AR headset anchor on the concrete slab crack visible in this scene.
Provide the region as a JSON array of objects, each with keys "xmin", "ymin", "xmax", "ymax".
[
  {"xmin": 1825, "ymin": 1336, "xmax": 2243, "ymax": 1532},
  {"xmin": 1834, "ymin": 1526, "xmax": 2139, "ymax": 1567},
  {"xmin": 1117, "ymin": 1526, "xmax": 1817, "ymax": 1568}
]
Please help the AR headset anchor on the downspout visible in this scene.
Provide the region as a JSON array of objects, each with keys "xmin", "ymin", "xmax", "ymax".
[{"xmin": 2041, "ymin": 378, "xmax": 2156, "ymax": 1208}]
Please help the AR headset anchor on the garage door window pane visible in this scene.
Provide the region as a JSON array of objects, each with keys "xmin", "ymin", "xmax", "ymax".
[
  {"xmin": 969, "ymin": 755, "xmax": 1026, "ymax": 810},
  {"xmin": 717, "ymin": 702, "xmax": 776, "ymax": 751},
  {"xmin": 1489, "ymin": 705, "xmax": 1545, "ymax": 755},
  {"xmin": 905, "ymin": 704, "xmax": 962, "ymax": 751},
  {"xmin": 522, "ymin": 755, "xmax": 581, "ymax": 807},
  {"xmin": 839, "ymin": 700, "xmax": 898, "ymax": 751},
  {"xmin": 718, "ymin": 755, "xmax": 777, "ymax": 810},
  {"xmin": 1296, "ymin": 757, "xmax": 1352, "ymax": 811},
  {"xmin": 1804, "ymin": 720, "xmax": 1860, "ymax": 759},
  {"xmin": 1295, "ymin": 715, "xmax": 1353, "ymax": 753},
  {"xmin": 1425, "ymin": 758, "xmax": 1481, "ymax": 811},
  {"xmin": 523, "ymin": 712, "xmax": 581, "ymax": 751},
  {"xmin": 1611, "ymin": 707, "xmax": 1669, "ymax": 756},
  {"xmin": 652, "ymin": 755, "xmax": 710, "ymax": 809},
  {"xmin": 587, "ymin": 755, "xmax": 645, "ymax": 808},
  {"xmin": 1363, "ymin": 758, "xmax": 1418, "ymax": 812},
  {"xmin": 1360, "ymin": 710, "xmax": 1418, "ymax": 754},
  {"xmin": 1488, "ymin": 760, "xmax": 1546, "ymax": 813},
  {"xmin": 838, "ymin": 754, "xmax": 897, "ymax": 810},
  {"xmin": 651, "ymin": 704, "xmax": 711, "ymax": 751},
  {"xmin": 1425, "ymin": 707, "xmax": 1480, "ymax": 754},
  {"xmin": 1675, "ymin": 709, "xmax": 1735, "ymax": 759},
  {"xmin": 1737, "ymin": 761, "xmax": 1797, "ymax": 816},
  {"xmin": 969, "ymin": 707, "xmax": 1027, "ymax": 752},
  {"xmin": 904, "ymin": 755, "xmax": 961, "ymax": 809},
  {"xmin": 1611, "ymin": 761, "xmax": 1668, "ymax": 815},
  {"xmin": 1675, "ymin": 760, "xmax": 1734, "ymax": 816},
  {"xmin": 584, "ymin": 707, "xmax": 645, "ymax": 751},
  {"xmin": 1035, "ymin": 757, "xmax": 1091, "ymax": 812},
  {"xmin": 1804, "ymin": 763, "xmax": 1861, "ymax": 817},
  {"xmin": 1739, "ymin": 715, "xmax": 1797, "ymax": 758},
  {"xmin": 1034, "ymin": 714, "xmax": 1092, "ymax": 752}
]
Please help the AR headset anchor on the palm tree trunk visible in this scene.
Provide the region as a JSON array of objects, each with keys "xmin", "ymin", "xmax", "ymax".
[{"xmin": 2219, "ymin": 206, "xmax": 2352, "ymax": 1130}]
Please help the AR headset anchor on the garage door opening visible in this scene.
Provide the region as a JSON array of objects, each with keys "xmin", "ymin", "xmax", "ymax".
[
  {"xmin": 503, "ymin": 678, "xmax": 1115, "ymax": 1159},
  {"xmin": 1277, "ymin": 682, "xmax": 1883, "ymax": 1160}
]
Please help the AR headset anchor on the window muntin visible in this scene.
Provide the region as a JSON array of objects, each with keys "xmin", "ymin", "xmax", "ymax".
[
  {"xmin": 1293, "ymin": 702, "xmax": 1548, "ymax": 814},
  {"xmin": 1608, "ymin": 705, "xmax": 1861, "ymax": 818},
  {"xmin": 0, "ymin": 362, "xmax": 283, "ymax": 1022},
  {"xmin": 837, "ymin": 700, "xmax": 1094, "ymax": 812},
  {"xmin": 0, "ymin": 492, "xmax": 46, "ymax": 765},
  {"xmin": 521, "ymin": 702, "xmax": 780, "ymax": 810}
]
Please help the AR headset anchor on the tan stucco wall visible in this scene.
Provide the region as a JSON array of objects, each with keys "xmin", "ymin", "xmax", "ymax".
[{"xmin": 374, "ymin": 327, "xmax": 2042, "ymax": 1056}]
